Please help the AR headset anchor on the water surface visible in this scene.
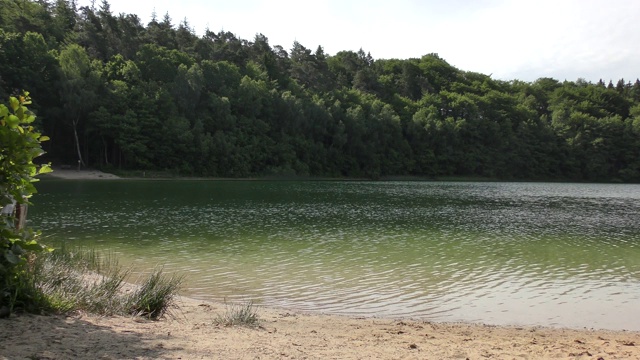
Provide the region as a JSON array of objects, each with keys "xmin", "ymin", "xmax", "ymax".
[{"xmin": 30, "ymin": 180, "xmax": 640, "ymax": 330}]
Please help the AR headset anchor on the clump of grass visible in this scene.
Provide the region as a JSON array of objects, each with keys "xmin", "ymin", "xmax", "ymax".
[
  {"xmin": 214, "ymin": 299, "xmax": 260, "ymax": 327},
  {"xmin": 17, "ymin": 245, "xmax": 182, "ymax": 319},
  {"xmin": 126, "ymin": 268, "xmax": 183, "ymax": 319},
  {"xmin": 29, "ymin": 246, "xmax": 128, "ymax": 315}
]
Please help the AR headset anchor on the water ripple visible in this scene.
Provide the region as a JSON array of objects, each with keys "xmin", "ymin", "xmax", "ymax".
[{"xmin": 30, "ymin": 180, "xmax": 640, "ymax": 330}]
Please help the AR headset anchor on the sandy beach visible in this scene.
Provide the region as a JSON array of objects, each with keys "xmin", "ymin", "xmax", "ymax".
[
  {"xmin": 1, "ymin": 295, "xmax": 639, "ymax": 360},
  {"xmin": 41, "ymin": 168, "xmax": 121, "ymax": 180}
]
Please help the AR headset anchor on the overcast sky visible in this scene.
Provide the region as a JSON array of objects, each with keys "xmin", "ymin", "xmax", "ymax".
[{"xmin": 77, "ymin": 0, "xmax": 640, "ymax": 83}]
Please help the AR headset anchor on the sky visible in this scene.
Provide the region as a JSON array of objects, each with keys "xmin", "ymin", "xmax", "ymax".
[{"xmin": 76, "ymin": 0, "xmax": 640, "ymax": 83}]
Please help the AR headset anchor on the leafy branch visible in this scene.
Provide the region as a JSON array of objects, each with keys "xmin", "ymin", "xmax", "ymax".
[{"xmin": 0, "ymin": 91, "xmax": 52, "ymax": 314}]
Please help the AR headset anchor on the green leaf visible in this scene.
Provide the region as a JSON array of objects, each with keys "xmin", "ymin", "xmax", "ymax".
[
  {"xmin": 16, "ymin": 107, "xmax": 24, "ymax": 120},
  {"xmin": 11, "ymin": 244, "xmax": 25, "ymax": 255},
  {"xmin": 20, "ymin": 241, "xmax": 44, "ymax": 251},
  {"xmin": 39, "ymin": 135, "xmax": 50, "ymax": 142},
  {"xmin": 9, "ymin": 97, "xmax": 19, "ymax": 111},
  {"xmin": 4, "ymin": 251, "xmax": 19, "ymax": 265},
  {"xmin": 6, "ymin": 115, "xmax": 19, "ymax": 127},
  {"xmin": 38, "ymin": 164, "xmax": 53, "ymax": 175}
]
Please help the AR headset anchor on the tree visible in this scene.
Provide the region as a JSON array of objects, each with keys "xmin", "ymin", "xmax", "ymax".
[
  {"xmin": 289, "ymin": 41, "xmax": 331, "ymax": 91},
  {"xmin": 135, "ymin": 44, "xmax": 193, "ymax": 83},
  {"xmin": 58, "ymin": 44, "xmax": 98, "ymax": 167},
  {"xmin": 51, "ymin": 0, "xmax": 77, "ymax": 42},
  {"xmin": 0, "ymin": 30, "xmax": 58, "ymax": 107},
  {"xmin": 2, "ymin": 0, "xmax": 640, "ymax": 181},
  {"xmin": 115, "ymin": 13, "xmax": 145, "ymax": 59},
  {"xmin": 175, "ymin": 18, "xmax": 197, "ymax": 54},
  {"xmin": 145, "ymin": 12, "xmax": 176, "ymax": 49}
]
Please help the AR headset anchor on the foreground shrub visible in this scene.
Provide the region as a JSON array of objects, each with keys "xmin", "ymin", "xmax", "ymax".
[{"xmin": 0, "ymin": 92, "xmax": 51, "ymax": 315}]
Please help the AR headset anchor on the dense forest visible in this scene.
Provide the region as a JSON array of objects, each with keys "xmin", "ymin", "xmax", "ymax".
[{"xmin": 2, "ymin": 0, "xmax": 640, "ymax": 181}]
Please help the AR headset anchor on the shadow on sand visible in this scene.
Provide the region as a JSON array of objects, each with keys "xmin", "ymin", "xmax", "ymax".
[{"xmin": 0, "ymin": 313, "xmax": 171, "ymax": 360}]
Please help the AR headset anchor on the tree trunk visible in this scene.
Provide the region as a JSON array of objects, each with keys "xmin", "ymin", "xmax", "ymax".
[
  {"xmin": 103, "ymin": 137, "xmax": 109, "ymax": 165},
  {"xmin": 73, "ymin": 117, "xmax": 85, "ymax": 168}
]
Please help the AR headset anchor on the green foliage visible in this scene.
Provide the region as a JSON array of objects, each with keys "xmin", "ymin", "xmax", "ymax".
[
  {"xmin": 0, "ymin": 92, "xmax": 52, "ymax": 313},
  {"xmin": 126, "ymin": 268, "xmax": 183, "ymax": 319},
  {"xmin": 2, "ymin": 1, "xmax": 640, "ymax": 182}
]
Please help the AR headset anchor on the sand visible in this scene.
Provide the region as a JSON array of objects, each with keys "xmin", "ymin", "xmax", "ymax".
[
  {"xmin": 41, "ymin": 168, "xmax": 121, "ymax": 180},
  {"xmin": 1, "ymin": 295, "xmax": 639, "ymax": 360}
]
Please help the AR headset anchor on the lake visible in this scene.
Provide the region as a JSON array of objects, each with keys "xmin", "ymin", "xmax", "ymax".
[{"xmin": 29, "ymin": 180, "xmax": 640, "ymax": 330}]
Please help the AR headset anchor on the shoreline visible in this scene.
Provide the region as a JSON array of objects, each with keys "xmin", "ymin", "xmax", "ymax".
[
  {"xmin": 1, "ymin": 295, "xmax": 639, "ymax": 359},
  {"xmin": 41, "ymin": 168, "xmax": 122, "ymax": 180},
  {"xmin": 39, "ymin": 168, "xmax": 640, "ymax": 184}
]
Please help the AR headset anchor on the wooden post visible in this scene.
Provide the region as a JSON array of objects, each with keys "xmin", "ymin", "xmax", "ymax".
[
  {"xmin": 1, "ymin": 200, "xmax": 27, "ymax": 230},
  {"xmin": 15, "ymin": 203, "xmax": 27, "ymax": 230}
]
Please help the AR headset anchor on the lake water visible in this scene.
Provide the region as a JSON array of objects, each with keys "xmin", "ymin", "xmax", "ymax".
[{"xmin": 29, "ymin": 180, "xmax": 640, "ymax": 330}]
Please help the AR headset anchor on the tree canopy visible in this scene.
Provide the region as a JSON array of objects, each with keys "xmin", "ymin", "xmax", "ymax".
[{"xmin": 2, "ymin": 0, "xmax": 640, "ymax": 181}]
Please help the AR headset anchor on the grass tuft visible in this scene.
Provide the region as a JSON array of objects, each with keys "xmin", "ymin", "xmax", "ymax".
[
  {"xmin": 12, "ymin": 245, "xmax": 182, "ymax": 319},
  {"xmin": 126, "ymin": 268, "xmax": 183, "ymax": 319},
  {"xmin": 214, "ymin": 299, "xmax": 260, "ymax": 327}
]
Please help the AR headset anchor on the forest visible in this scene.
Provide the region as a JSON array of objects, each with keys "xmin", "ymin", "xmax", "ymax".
[{"xmin": 2, "ymin": 0, "xmax": 640, "ymax": 181}]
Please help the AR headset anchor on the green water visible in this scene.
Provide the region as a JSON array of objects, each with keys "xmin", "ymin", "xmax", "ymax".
[{"xmin": 29, "ymin": 180, "xmax": 640, "ymax": 330}]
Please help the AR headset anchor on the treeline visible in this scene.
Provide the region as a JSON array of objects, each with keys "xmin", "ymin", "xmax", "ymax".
[{"xmin": 2, "ymin": 0, "xmax": 640, "ymax": 181}]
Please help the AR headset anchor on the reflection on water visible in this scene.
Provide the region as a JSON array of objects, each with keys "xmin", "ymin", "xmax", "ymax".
[{"xmin": 31, "ymin": 180, "xmax": 640, "ymax": 330}]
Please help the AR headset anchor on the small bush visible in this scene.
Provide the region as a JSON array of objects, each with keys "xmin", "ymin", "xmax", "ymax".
[
  {"xmin": 214, "ymin": 300, "xmax": 260, "ymax": 327},
  {"xmin": 0, "ymin": 92, "xmax": 52, "ymax": 315}
]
